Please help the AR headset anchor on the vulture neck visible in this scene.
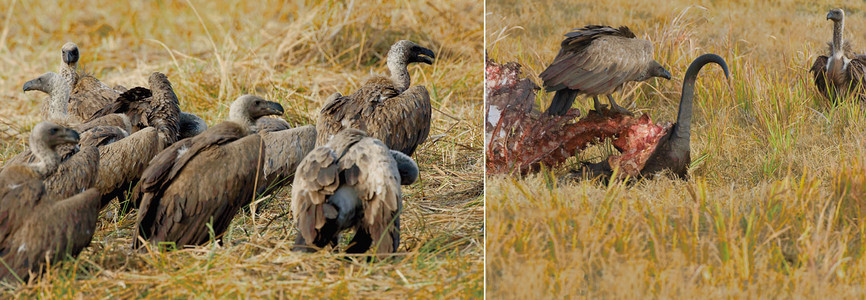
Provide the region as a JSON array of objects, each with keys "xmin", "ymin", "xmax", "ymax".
[
  {"xmin": 60, "ymin": 63, "xmax": 79, "ymax": 88},
  {"xmin": 30, "ymin": 138, "xmax": 61, "ymax": 178},
  {"xmin": 832, "ymin": 19, "xmax": 844, "ymax": 57},
  {"xmin": 387, "ymin": 58, "xmax": 411, "ymax": 92},
  {"xmin": 228, "ymin": 102, "xmax": 257, "ymax": 132},
  {"xmin": 47, "ymin": 79, "xmax": 71, "ymax": 122}
]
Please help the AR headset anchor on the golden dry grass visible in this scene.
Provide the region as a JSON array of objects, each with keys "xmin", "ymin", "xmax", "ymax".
[
  {"xmin": 0, "ymin": 0, "xmax": 482, "ymax": 297},
  {"xmin": 487, "ymin": 0, "xmax": 866, "ymax": 298}
]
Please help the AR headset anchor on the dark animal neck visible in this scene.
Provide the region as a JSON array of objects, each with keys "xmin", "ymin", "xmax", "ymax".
[{"xmin": 671, "ymin": 54, "xmax": 729, "ymax": 152}]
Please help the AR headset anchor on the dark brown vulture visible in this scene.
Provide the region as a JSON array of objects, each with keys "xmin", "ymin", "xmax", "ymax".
[
  {"xmin": 133, "ymin": 95, "xmax": 283, "ymax": 249},
  {"xmin": 0, "ymin": 122, "xmax": 102, "ymax": 283},
  {"xmin": 810, "ymin": 8, "xmax": 866, "ymax": 102},
  {"xmin": 316, "ymin": 40, "xmax": 434, "ymax": 156},
  {"xmin": 539, "ymin": 25, "xmax": 671, "ymax": 116},
  {"xmin": 23, "ymin": 71, "xmax": 132, "ymax": 131},
  {"xmin": 292, "ymin": 129, "xmax": 418, "ymax": 254}
]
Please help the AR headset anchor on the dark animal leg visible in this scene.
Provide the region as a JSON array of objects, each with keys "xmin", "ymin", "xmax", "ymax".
[
  {"xmin": 345, "ymin": 228, "xmax": 373, "ymax": 254},
  {"xmin": 607, "ymin": 94, "xmax": 634, "ymax": 116},
  {"xmin": 292, "ymin": 222, "xmax": 341, "ymax": 253},
  {"xmin": 593, "ymin": 96, "xmax": 606, "ymax": 112}
]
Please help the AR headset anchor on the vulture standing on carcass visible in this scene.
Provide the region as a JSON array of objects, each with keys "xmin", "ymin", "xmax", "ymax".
[
  {"xmin": 133, "ymin": 95, "xmax": 284, "ymax": 249},
  {"xmin": 0, "ymin": 122, "xmax": 102, "ymax": 283},
  {"xmin": 316, "ymin": 40, "xmax": 434, "ymax": 156},
  {"xmin": 292, "ymin": 129, "xmax": 419, "ymax": 254},
  {"xmin": 539, "ymin": 25, "xmax": 672, "ymax": 116},
  {"xmin": 810, "ymin": 8, "xmax": 866, "ymax": 102}
]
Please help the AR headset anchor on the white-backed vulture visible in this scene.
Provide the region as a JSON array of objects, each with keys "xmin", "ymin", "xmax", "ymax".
[
  {"xmin": 255, "ymin": 117, "xmax": 292, "ymax": 133},
  {"xmin": 810, "ymin": 9, "xmax": 866, "ymax": 102},
  {"xmin": 0, "ymin": 123, "xmax": 101, "ymax": 283},
  {"xmin": 316, "ymin": 40, "xmax": 434, "ymax": 156},
  {"xmin": 23, "ymin": 71, "xmax": 133, "ymax": 131},
  {"xmin": 133, "ymin": 95, "xmax": 284, "ymax": 249},
  {"xmin": 2, "ymin": 123, "xmax": 99, "ymax": 201},
  {"xmin": 539, "ymin": 25, "xmax": 672, "ymax": 116},
  {"xmin": 292, "ymin": 129, "xmax": 418, "ymax": 254}
]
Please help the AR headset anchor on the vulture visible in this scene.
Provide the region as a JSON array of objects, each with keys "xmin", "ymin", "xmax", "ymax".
[
  {"xmin": 258, "ymin": 123, "xmax": 317, "ymax": 196},
  {"xmin": 1, "ymin": 122, "xmax": 99, "ymax": 202},
  {"xmin": 810, "ymin": 8, "xmax": 866, "ymax": 102},
  {"xmin": 0, "ymin": 122, "xmax": 102, "ymax": 283},
  {"xmin": 539, "ymin": 25, "xmax": 671, "ymax": 116},
  {"xmin": 292, "ymin": 129, "xmax": 419, "ymax": 254},
  {"xmin": 316, "ymin": 40, "xmax": 434, "ymax": 156},
  {"xmin": 23, "ymin": 71, "xmax": 133, "ymax": 131},
  {"xmin": 133, "ymin": 95, "xmax": 283, "ymax": 249},
  {"xmin": 580, "ymin": 54, "xmax": 730, "ymax": 180}
]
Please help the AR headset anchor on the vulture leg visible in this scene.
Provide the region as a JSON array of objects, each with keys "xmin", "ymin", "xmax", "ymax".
[
  {"xmin": 345, "ymin": 228, "xmax": 373, "ymax": 254},
  {"xmin": 606, "ymin": 94, "xmax": 634, "ymax": 116},
  {"xmin": 292, "ymin": 221, "xmax": 341, "ymax": 252},
  {"xmin": 592, "ymin": 96, "xmax": 605, "ymax": 112}
]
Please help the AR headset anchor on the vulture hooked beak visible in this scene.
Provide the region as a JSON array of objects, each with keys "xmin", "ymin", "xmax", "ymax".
[
  {"xmin": 411, "ymin": 46, "xmax": 436, "ymax": 65},
  {"xmin": 260, "ymin": 101, "xmax": 285, "ymax": 117},
  {"xmin": 60, "ymin": 128, "xmax": 81, "ymax": 144},
  {"xmin": 660, "ymin": 67, "xmax": 672, "ymax": 80},
  {"xmin": 63, "ymin": 48, "xmax": 79, "ymax": 65},
  {"xmin": 22, "ymin": 79, "xmax": 36, "ymax": 93}
]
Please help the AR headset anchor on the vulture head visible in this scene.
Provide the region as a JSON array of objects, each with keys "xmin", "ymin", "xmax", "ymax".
[
  {"xmin": 827, "ymin": 8, "xmax": 844, "ymax": 22},
  {"xmin": 642, "ymin": 60, "xmax": 672, "ymax": 81},
  {"xmin": 29, "ymin": 121, "xmax": 80, "ymax": 177},
  {"xmin": 388, "ymin": 40, "xmax": 436, "ymax": 66},
  {"xmin": 22, "ymin": 72, "xmax": 62, "ymax": 94},
  {"xmin": 229, "ymin": 95, "xmax": 285, "ymax": 130},
  {"xmin": 390, "ymin": 150, "xmax": 419, "ymax": 185},
  {"xmin": 61, "ymin": 42, "xmax": 80, "ymax": 65}
]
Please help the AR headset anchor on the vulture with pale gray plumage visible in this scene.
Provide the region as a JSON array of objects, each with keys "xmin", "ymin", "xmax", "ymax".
[
  {"xmin": 316, "ymin": 40, "xmax": 433, "ymax": 156},
  {"xmin": 133, "ymin": 95, "xmax": 283, "ymax": 249},
  {"xmin": 0, "ymin": 122, "xmax": 102, "ymax": 283},
  {"xmin": 810, "ymin": 9, "xmax": 866, "ymax": 102},
  {"xmin": 292, "ymin": 129, "xmax": 418, "ymax": 254},
  {"xmin": 540, "ymin": 25, "xmax": 671, "ymax": 116}
]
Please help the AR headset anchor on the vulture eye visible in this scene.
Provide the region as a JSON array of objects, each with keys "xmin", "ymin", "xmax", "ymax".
[{"xmin": 49, "ymin": 128, "xmax": 58, "ymax": 134}]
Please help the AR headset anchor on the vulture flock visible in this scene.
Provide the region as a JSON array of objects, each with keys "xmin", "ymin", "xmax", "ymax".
[
  {"xmin": 0, "ymin": 39, "xmax": 434, "ymax": 283},
  {"xmin": 489, "ymin": 8, "xmax": 859, "ymax": 179}
]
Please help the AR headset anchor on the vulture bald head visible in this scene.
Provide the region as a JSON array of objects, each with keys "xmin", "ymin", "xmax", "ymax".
[
  {"xmin": 827, "ymin": 8, "xmax": 844, "ymax": 22},
  {"xmin": 387, "ymin": 40, "xmax": 435, "ymax": 91},
  {"xmin": 61, "ymin": 42, "xmax": 80, "ymax": 66},
  {"xmin": 640, "ymin": 60, "xmax": 672, "ymax": 81},
  {"xmin": 229, "ymin": 95, "xmax": 285, "ymax": 131},
  {"xmin": 28, "ymin": 122, "xmax": 80, "ymax": 177}
]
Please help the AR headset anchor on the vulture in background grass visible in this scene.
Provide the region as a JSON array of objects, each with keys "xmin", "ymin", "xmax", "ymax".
[
  {"xmin": 540, "ymin": 25, "xmax": 671, "ymax": 116},
  {"xmin": 810, "ymin": 9, "xmax": 866, "ymax": 102},
  {"xmin": 292, "ymin": 129, "xmax": 419, "ymax": 254},
  {"xmin": 316, "ymin": 40, "xmax": 433, "ymax": 156},
  {"xmin": 0, "ymin": 122, "xmax": 101, "ymax": 284},
  {"xmin": 133, "ymin": 95, "xmax": 284, "ymax": 249}
]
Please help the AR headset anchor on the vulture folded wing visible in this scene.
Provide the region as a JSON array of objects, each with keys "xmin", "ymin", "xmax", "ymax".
[
  {"xmin": 291, "ymin": 146, "xmax": 341, "ymax": 245},
  {"xmin": 0, "ymin": 166, "xmax": 43, "ymax": 250},
  {"xmin": 137, "ymin": 134, "xmax": 264, "ymax": 247},
  {"xmin": 366, "ymin": 85, "xmax": 432, "ymax": 156},
  {"xmin": 260, "ymin": 125, "xmax": 317, "ymax": 191},
  {"xmin": 95, "ymin": 127, "xmax": 160, "ymax": 208},
  {"xmin": 78, "ymin": 125, "xmax": 129, "ymax": 148},
  {"xmin": 810, "ymin": 55, "xmax": 830, "ymax": 99},
  {"xmin": 256, "ymin": 117, "xmax": 292, "ymax": 133},
  {"xmin": 849, "ymin": 56, "xmax": 866, "ymax": 99},
  {"xmin": 42, "ymin": 146, "xmax": 99, "ymax": 201},
  {"xmin": 339, "ymin": 138, "xmax": 402, "ymax": 253},
  {"xmin": 4, "ymin": 189, "xmax": 100, "ymax": 281},
  {"xmin": 316, "ymin": 95, "xmax": 357, "ymax": 147},
  {"xmin": 69, "ymin": 75, "xmax": 120, "ymax": 123}
]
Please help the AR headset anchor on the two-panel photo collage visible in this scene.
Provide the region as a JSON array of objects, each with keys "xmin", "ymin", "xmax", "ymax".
[{"xmin": 0, "ymin": 0, "xmax": 865, "ymax": 298}]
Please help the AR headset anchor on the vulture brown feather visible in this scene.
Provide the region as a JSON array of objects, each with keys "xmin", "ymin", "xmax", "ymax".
[
  {"xmin": 810, "ymin": 9, "xmax": 866, "ymax": 102},
  {"xmin": 316, "ymin": 40, "xmax": 434, "ymax": 156}
]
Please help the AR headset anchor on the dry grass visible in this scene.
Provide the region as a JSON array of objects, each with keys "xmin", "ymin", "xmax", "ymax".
[
  {"xmin": 0, "ymin": 0, "xmax": 482, "ymax": 297},
  {"xmin": 487, "ymin": 0, "xmax": 866, "ymax": 298}
]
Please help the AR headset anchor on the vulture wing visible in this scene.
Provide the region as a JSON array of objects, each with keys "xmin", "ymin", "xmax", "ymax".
[
  {"xmin": 291, "ymin": 146, "xmax": 341, "ymax": 245},
  {"xmin": 78, "ymin": 125, "xmax": 129, "ymax": 148},
  {"xmin": 0, "ymin": 166, "xmax": 43, "ymax": 251},
  {"xmin": 540, "ymin": 25, "xmax": 652, "ymax": 95},
  {"xmin": 260, "ymin": 125, "xmax": 317, "ymax": 192},
  {"xmin": 42, "ymin": 146, "xmax": 99, "ymax": 201},
  {"xmin": 810, "ymin": 55, "xmax": 830, "ymax": 100},
  {"xmin": 256, "ymin": 117, "xmax": 292, "ymax": 133},
  {"xmin": 339, "ymin": 137, "xmax": 402, "ymax": 253},
  {"xmin": 95, "ymin": 127, "xmax": 161, "ymax": 208},
  {"xmin": 69, "ymin": 75, "xmax": 120, "ymax": 123}
]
